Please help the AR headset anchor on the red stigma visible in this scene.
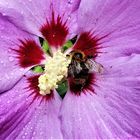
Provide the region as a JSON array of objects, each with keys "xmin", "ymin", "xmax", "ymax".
[
  {"xmin": 13, "ymin": 40, "xmax": 45, "ymax": 68},
  {"xmin": 40, "ymin": 11, "xmax": 68, "ymax": 47}
]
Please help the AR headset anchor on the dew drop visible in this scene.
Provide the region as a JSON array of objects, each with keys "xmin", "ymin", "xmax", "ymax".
[
  {"xmin": 22, "ymin": 135, "xmax": 25, "ymax": 139},
  {"xmin": 18, "ymin": 94, "xmax": 22, "ymax": 97},
  {"xmin": 0, "ymin": 60, "xmax": 4, "ymax": 64},
  {"xmin": 19, "ymin": 68, "xmax": 24, "ymax": 71},
  {"xmin": 68, "ymin": 15, "xmax": 71, "ymax": 20},
  {"xmin": 10, "ymin": 72, "xmax": 14, "ymax": 76},
  {"xmin": 33, "ymin": 131, "xmax": 36, "ymax": 136},
  {"xmin": 2, "ymin": 13, "xmax": 6, "ymax": 16},
  {"xmin": 52, "ymin": 34, "xmax": 55, "ymax": 37},
  {"xmin": 79, "ymin": 117, "xmax": 82, "ymax": 121},
  {"xmin": 8, "ymin": 49, "xmax": 12, "ymax": 53},
  {"xmin": 24, "ymin": 132, "xmax": 27, "ymax": 136},
  {"xmin": 1, "ymin": 35, "xmax": 4, "ymax": 39},
  {"xmin": 68, "ymin": 0, "xmax": 72, "ymax": 4},
  {"xmin": 7, "ymin": 100, "xmax": 10, "ymax": 104},
  {"xmin": 8, "ymin": 56, "xmax": 14, "ymax": 62},
  {"xmin": 21, "ymin": 11, "xmax": 24, "ymax": 15}
]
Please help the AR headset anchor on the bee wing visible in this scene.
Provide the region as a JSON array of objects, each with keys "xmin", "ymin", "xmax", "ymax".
[{"xmin": 87, "ymin": 60, "xmax": 104, "ymax": 73}]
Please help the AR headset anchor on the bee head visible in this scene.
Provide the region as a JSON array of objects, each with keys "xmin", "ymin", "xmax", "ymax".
[
  {"xmin": 73, "ymin": 52, "xmax": 83, "ymax": 60},
  {"xmin": 67, "ymin": 50, "xmax": 85, "ymax": 61}
]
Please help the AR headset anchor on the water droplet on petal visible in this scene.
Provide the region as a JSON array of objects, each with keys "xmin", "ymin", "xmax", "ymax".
[
  {"xmin": 22, "ymin": 136, "xmax": 25, "ymax": 139},
  {"xmin": 8, "ymin": 49, "xmax": 12, "ymax": 53},
  {"xmin": 2, "ymin": 13, "xmax": 6, "ymax": 16},
  {"xmin": 18, "ymin": 94, "xmax": 22, "ymax": 97},
  {"xmin": 33, "ymin": 131, "xmax": 36, "ymax": 136},
  {"xmin": 19, "ymin": 68, "xmax": 24, "ymax": 71},
  {"xmin": 68, "ymin": 15, "xmax": 71, "ymax": 20},
  {"xmin": 10, "ymin": 72, "xmax": 14, "ymax": 76},
  {"xmin": 8, "ymin": 56, "xmax": 14, "ymax": 62},
  {"xmin": 7, "ymin": 100, "xmax": 10, "ymax": 104},
  {"xmin": 79, "ymin": 117, "xmax": 82, "ymax": 121},
  {"xmin": 0, "ymin": 60, "xmax": 4, "ymax": 64},
  {"xmin": 1, "ymin": 35, "xmax": 4, "ymax": 39},
  {"xmin": 21, "ymin": 11, "xmax": 24, "ymax": 15},
  {"xmin": 24, "ymin": 132, "xmax": 27, "ymax": 136},
  {"xmin": 68, "ymin": 0, "xmax": 72, "ymax": 4}
]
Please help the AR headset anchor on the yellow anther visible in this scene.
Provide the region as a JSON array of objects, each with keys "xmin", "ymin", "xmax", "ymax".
[{"xmin": 38, "ymin": 50, "xmax": 71, "ymax": 95}]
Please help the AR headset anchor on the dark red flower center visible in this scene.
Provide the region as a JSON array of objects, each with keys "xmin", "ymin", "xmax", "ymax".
[
  {"xmin": 12, "ymin": 39, "xmax": 45, "ymax": 68},
  {"xmin": 73, "ymin": 32, "xmax": 99, "ymax": 57},
  {"xmin": 40, "ymin": 11, "xmax": 68, "ymax": 47},
  {"xmin": 69, "ymin": 73, "xmax": 96, "ymax": 95},
  {"xmin": 10, "ymin": 9, "xmax": 105, "ymax": 98}
]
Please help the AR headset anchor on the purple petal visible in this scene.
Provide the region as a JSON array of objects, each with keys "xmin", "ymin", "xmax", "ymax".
[
  {"xmin": 98, "ymin": 54, "xmax": 140, "ymax": 77},
  {"xmin": 0, "ymin": 0, "xmax": 81, "ymax": 39},
  {"xmin": 59, "ymin": 55, "xmax": 140, "ymax": 139},
  {"xmin": 0, "ymin": 74, "xmax": 62, "ymax": 139},
  {"xmin": 0, "ymin": 1, "xmax": 51, "ymax": 36},
  {"xmin": 57, "ymin": 0, "xmax": 81, "ymax": 39},
  {"xmin": 0, "ymin": 14, "xmax": 42, "ymax": 93},
  {"xmin": 77, "ymin": 0, "xmax": 140, "ymax": 57}
]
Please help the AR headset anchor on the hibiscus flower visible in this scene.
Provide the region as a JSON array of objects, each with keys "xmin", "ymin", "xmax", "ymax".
[{"xmin": 0, "ymin": 0, "xmax": 140, "ymax": 139}]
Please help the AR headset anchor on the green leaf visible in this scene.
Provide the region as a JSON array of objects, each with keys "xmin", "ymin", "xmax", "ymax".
[
  {"xmin": 32, "ymin": 66, "xmax": 44, "ymax": 73},
  {"xmin": 42, "ymin": 40, "xmax": 49, "ymax": 53},
  {"xmin": 63, "ymin": 40, "xmax": 73, "ymax": 51},
  {"xmin": 56, "ymin": 80, "xmax": 68, "ymax": 99}
]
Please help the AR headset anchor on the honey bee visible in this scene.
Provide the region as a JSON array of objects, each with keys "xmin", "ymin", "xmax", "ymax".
[{"xmin": 67, "ymin": 50, "xmax": 103, "ymax": 89}]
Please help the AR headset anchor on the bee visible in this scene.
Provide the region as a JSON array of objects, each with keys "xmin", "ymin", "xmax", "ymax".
[{"xmin": 67, "ymin": 50, "xmax": 103, "ymax": 89}]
